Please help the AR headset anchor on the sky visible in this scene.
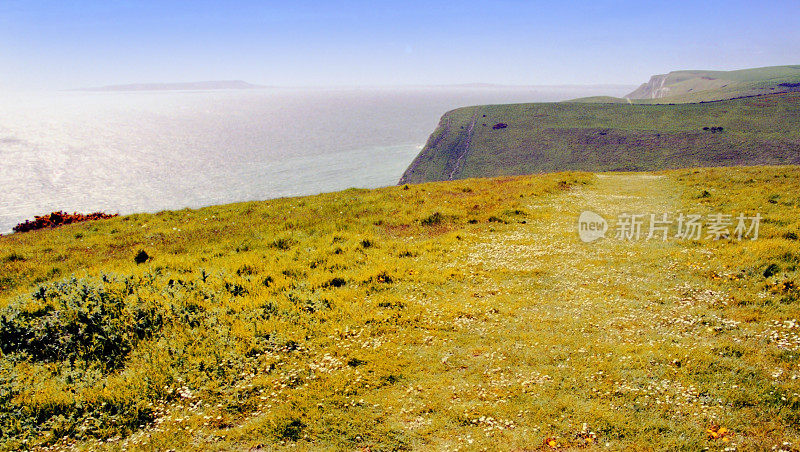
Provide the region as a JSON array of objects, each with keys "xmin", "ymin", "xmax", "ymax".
[{"xmin": 1, "ymin": 0, "xmax": 799, "ymax": 90}]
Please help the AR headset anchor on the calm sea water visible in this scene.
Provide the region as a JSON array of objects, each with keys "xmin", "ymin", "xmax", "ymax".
[{"xmin": 0, "ymin": 86, "xmax": 631, "ymax": 233}]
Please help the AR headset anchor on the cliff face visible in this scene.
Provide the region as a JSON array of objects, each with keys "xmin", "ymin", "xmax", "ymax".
[
  {"xmin": 624, "ymin": 73, "xmax": 672, "ymax": 99},
  {"xmin": 398, "ymin": 107, "xmax": 480, "ymax": 185}
]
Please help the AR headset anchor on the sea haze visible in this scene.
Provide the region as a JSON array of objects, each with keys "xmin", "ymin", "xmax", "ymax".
[{"xmin": 0, "ymin": 85, "xmax": 632, "ymax": 233}]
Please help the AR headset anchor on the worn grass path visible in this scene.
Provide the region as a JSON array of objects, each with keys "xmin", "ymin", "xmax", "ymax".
[{"xmin": 378, "ymin": 173, "xmax": 774, "ymax": 450}]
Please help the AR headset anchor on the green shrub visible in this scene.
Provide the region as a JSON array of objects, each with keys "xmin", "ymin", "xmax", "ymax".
[
  {"xmin": 371, "ymin": 271, "xmax": 393, "ymax": 284},
  {"xmin": 2, "ymin": 252, "xmax": 25, "ymax": 263},
  {"xmin": 236, "ymin": 264, "xmax": 256, "ymax": 276},
  {"xmin": 134, "ymin": 250, "xmax": 149, "ymax": 264},
  {"xmin": 325, "ymin": 277, "xmax": 347, "ymax": 288},
  {"xmin": 271, "ymin": 416, "xmax": 306, "ymax": 441},
  {"xmin": 420, "ymin": 212, "xmax": 443, "ymax": 226},
  {"xmin": 0, "ymin": 277, "xmax": 163, "ymax": 369},
  {"xmin": 764, "ymin": 263, "xmax": 781, "ymax": 278},
  {"xmin": 271, "ymin": 238, "xmax": 294, "ymax": 250}
]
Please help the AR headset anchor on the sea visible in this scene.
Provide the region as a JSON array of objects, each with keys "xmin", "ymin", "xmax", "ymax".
[{"xmin": 0, "ymin": 85, "xmax": 632, "ymax": 233}]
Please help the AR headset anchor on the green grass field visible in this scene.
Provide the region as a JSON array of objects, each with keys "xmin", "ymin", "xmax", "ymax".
[
  {"xmin": 1, "ymin": 166, "xmax": 800, "ymax": 450},
  {"xmin": 399, "ymin": 93, "xmax": 800, "ymax": 184}
]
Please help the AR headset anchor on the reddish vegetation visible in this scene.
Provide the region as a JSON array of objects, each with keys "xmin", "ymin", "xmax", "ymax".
[{"xmin": 12, "ymin": 211, "xmax": 118, "ymax": 233}]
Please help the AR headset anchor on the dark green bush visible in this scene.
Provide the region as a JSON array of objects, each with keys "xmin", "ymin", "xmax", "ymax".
[
  {"xmin": 2, "ymin": 252, "xmax": 25, "ymax": 263},
  {"xmin": 272, "ymin": 416, "xmax": 306, "ymax": 441},
  {"xmin": 325, "ymin": 277, "xmax": 347, "ymax": 288},
  {"xmin": 236, "ymin": 264, "xmax": 256, "ymax": 276},
  {"xmin": 421, "ymin": 212, "xmax": 443, "ymax": 226},
  {"xmin": 134, "ymin": 250, "xmax": 149, "ymax": 264},
  {"xmin": 0, "ymin": 277, "xmax": 163, "ymax": 369},
  {"xmin": 764, "ymin": 263, "xmax": 781, "ymax": 278},
  {"xmin": 271, "ymin": 238, "xmax": 294, "ymax": 250}
]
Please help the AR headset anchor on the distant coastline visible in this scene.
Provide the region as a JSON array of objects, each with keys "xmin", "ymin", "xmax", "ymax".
[{"xmin": 75, "ymin": 80, "xmax": 266, "ymax": 91}]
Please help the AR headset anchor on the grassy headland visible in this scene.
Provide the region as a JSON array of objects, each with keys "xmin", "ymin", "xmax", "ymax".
[
  {"xmin": 569, "ymin": 65, "xmax": 800, "ymax": 104},
  {"xmin": 399, "ymin": 92, "xmax": 800, "ymax": 184},
  {"xmin": 1, "ymin": 166, "xmax": 800, "ymax": 450}
]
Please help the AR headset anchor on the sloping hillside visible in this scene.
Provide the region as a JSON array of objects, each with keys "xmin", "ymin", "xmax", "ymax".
[
  {"xmin": 1, "ymin": 167, "xmax": 800, "ymax": 450},
  {"xmin": 399, "ymin": 92, "xmax": 800, "ymax": 184}
]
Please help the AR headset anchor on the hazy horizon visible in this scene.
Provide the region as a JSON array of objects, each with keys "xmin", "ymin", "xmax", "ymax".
[
  {"xmin": 0, "ymin": 84, "xmax": 631, "ymax": 232},
  {"xmin": 2, "ymin": 0, "xmax": 799, "ymax": 91},
  {"xmin": 70, "ymin": 81, "xmax": 641, "ymax": 91}
]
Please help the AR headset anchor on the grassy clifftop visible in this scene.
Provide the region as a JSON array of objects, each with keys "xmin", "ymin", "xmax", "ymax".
[
  {"xmin": 1, "ymin": 166, "xmax": 800, "ymax": 450},
  {"xmin": 626, "ymin": 65, "xmax": 800, "ymax": 103},
  {"xmin": 568, "ymin": 65, "xmax": 800, "ymax": 104},
  {"xmin": 399, "ymin": 92, "xmax": 800, "ymax": 184}
]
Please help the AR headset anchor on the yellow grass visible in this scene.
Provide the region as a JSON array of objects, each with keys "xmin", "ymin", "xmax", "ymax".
[{"xmin": 0, "ymin": 167, "xmax": 798, "ymax": 451}]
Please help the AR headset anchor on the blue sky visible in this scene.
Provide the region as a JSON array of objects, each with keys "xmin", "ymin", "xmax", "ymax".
[{"xmin": 1, "ymin": 0, "xmax": 799, "ymax": 89}]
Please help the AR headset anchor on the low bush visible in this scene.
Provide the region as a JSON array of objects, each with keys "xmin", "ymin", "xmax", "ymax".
[{"xmin": 0, "ymin": 277, "xmax": 164, "ymax": 370}]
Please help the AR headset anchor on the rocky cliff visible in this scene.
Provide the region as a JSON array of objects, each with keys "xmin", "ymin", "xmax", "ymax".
[{"xmin": 624, "ymin": 73, "xmax": 672, "ymax": 99}]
